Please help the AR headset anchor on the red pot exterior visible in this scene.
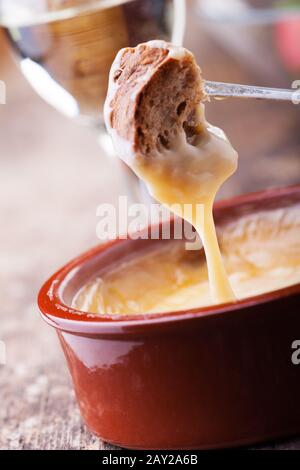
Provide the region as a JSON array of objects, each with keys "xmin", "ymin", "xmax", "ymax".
[{"xmin": 38, "ymin": 186, "xmax": 300, "ymax": 449}]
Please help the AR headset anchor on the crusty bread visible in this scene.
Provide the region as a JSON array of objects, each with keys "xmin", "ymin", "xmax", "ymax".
[{"xmin": 104, "ymin": 41, "xmax": 206, "ymax": 158}]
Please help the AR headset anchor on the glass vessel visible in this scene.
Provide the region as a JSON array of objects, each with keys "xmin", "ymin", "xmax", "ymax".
[{"xmin": 0, "ymin": 0, "xmax": 186, "ymax": 201}]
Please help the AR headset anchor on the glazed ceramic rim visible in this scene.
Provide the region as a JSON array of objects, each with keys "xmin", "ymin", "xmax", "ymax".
[{"xmin": 38, "ymin": 185, "xmax": 300, "ymax": 334}]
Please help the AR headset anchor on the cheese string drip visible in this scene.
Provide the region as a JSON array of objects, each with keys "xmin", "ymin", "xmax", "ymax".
[{"xmin": 104, "ymin": 41, "xmax": 238, "ymax": 305}]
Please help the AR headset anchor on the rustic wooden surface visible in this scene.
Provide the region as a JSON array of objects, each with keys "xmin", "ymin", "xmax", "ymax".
[{"xmin": 1, "ymin": 9, "xmax": 300, "ymax": 450}]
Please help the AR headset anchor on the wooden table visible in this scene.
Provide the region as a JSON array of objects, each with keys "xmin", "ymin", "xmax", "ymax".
[{"xmin": 0, "ymin": 22, "xmax": 300, "ymax": 450}]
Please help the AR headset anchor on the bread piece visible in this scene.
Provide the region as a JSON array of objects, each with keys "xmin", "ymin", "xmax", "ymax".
[{"xmin": 104, "ymin": 40, "xmax": 206, "ymax": 161}]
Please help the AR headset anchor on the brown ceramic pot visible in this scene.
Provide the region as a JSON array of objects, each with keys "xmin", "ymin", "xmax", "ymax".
[{"xmin": 38, "ymin": 185, "xmax": 300, "ymax": 449}]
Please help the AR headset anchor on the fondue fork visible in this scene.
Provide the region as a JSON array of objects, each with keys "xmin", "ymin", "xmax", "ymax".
[{"xmin": 205, "ymin": 81, "xmax": 300, "ymax": 103}]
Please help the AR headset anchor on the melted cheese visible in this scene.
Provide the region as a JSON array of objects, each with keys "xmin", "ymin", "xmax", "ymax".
[
  {"xmin": 104, "ymin": 42, "xmax": 238, "ymax": 305},
  {"xmin": 131, "ymin": 106, "xmax": 238, "ymax": 304},
  {"xmin": 73, "ymin": 204, "xmax": 300, "ymax": 315}
]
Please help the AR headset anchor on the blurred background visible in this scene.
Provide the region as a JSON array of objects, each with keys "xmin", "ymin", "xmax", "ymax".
[{"xmin": 1, "ymin": 0, "xmax": 300, "ymax": 449}]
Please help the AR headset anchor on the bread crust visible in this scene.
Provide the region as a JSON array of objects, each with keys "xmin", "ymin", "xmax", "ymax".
[{"xmin": 104, "ymin": 41, "xmax": 206, "ymax": 158}]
